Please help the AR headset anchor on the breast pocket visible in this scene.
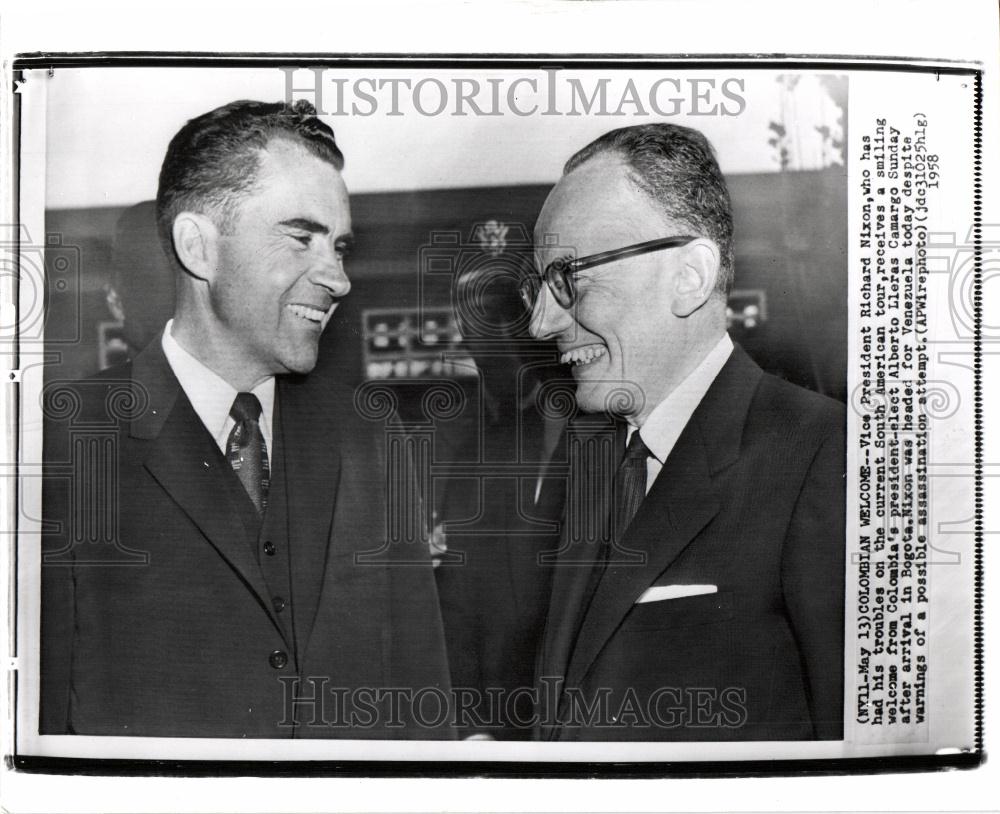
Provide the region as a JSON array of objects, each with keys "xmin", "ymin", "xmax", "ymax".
[{"xmin": 619, "ymin": 590, "xmax": 734, "ymax": 632}]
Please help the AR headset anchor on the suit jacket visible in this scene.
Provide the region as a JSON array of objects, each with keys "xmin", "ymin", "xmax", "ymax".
[
  {"xmin": 40, "ymin": 337, "xmax": 453, "ymax": 739},
  {"xmin": 537, "ymin": 345, "xmax": 846, "ymax": 741}
]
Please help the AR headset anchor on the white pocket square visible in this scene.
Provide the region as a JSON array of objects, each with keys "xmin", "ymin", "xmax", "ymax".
[{"xmin": 635, "ymin": 584, "xmax": 718, "ymax": 604}]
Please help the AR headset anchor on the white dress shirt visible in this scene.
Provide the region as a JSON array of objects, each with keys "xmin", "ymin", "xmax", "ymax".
[
  {"xmin": 161, "ymin": 320, "xmax": 275, "ymax": 457},
  {"xmin": 627, "ymin": 333, "xmax": 734, "ymax": 493}
]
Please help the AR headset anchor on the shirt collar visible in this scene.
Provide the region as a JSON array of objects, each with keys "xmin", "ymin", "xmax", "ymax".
[
  {"xmin": 630, "ymin": 333, "xmax": 734, "ymax": 465},
  {"xmin": 160, "ymin": 319, "xmax": 275, "ymax": 449}
]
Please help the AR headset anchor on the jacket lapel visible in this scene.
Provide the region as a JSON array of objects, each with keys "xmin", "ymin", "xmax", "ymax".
[
  {"xmin": 277, "ymin": 375, "xmax": 341, "ymax": 655},
  {"xmin": 532, "ymin": 417, "xmax": 569, "ymax": 522},
  {"xmin": 130, "ymin": 337, "xmax": 289, "ymax": 643},
  {"xmin": 536, "ymin": 413, "xmax": 619, "ymax": 708},
  {"xmin": 561, "ymin": 344, "xmax": 765, "ymax": 696}
]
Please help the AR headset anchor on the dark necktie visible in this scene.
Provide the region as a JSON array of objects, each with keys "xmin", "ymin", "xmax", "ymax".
[
  {"xmin": 568, "ymin": 427, "xmax": 651, "ymax": 665},
  {"xmin": 578, "ymin": 429, "xmax": 650, "ymax": 609},
  {"xmin": 613, "ymin": 429, "xmax": 650, "ymax": 545},
  {"xmin": 227, "ymin": 392, "xmax": 269, "ymax": 515}
]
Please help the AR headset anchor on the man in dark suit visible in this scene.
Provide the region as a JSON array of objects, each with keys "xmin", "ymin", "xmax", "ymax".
[
  {"xmin": 524, "ymin": 124, "xmax": 845, "ymax": 741},
  {"xmin": 40, "ymin": 100, "xmax": 452, "ymax": 739}
]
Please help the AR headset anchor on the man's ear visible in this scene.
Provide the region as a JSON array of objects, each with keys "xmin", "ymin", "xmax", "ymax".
[
  {"xmin": 171, "ymin": 212, "xmax": 219, "ymax": 282},
  {"xmin": 670, "ymin": 239, "xmax": 721, "ymax": 317}
]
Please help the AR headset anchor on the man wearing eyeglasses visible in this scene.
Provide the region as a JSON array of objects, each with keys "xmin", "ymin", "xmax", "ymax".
[{"xmin": 528, "ymin": 124, "xmax": 845, "ymax": 741}]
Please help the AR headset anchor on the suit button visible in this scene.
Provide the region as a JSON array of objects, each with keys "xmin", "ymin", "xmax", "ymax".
[
  {"xmin": 263, "ymin": 541, "xmax": 276, "ymax": 556},
  {"xmin": 268, "ymin": 649, "xmax": 288, "ymax": 669},
  {"xmin": 272, "ymin": 596, "xmax": 286, "ymax": 613}
]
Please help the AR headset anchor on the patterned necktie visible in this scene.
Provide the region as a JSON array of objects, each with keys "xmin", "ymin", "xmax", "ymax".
[{"xmin": 227, "ymin": 392, "xmax": 269, "ymax": 515}]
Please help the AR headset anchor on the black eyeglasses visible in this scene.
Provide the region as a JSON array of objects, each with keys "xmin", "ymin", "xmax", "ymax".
[{"xmin": 519, "ymin": 235, "xmax": 697, "ymax": 312}]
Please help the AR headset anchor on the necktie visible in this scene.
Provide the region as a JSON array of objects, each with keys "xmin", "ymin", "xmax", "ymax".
[
  {"xmin": 583, "ymin": 430, "xmax": 649, "ymax": 595},
  {"xmin": 612, "ymin": 430, "xmax": 650, "ymax": 545},
  {"xmin": 227, "ymin": 392, "xmax": 269, "ymax": 515},
  {"xmin": 569, "ymin": 428, "xmax": 650, "ymax": 658}
]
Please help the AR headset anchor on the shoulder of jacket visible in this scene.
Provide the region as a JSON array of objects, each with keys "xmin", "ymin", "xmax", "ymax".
[{"xmin": 752, "ymin": 372, "xmax": 846, "ymax": 442}]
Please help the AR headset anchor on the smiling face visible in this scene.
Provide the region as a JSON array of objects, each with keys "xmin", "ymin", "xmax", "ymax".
[
  {"xmin": 203, "ymin": 138, "xmax": 353, "ymax": 384},
  {"xmin": 531, "ymin": 155, "xmax": 698, "ymax": 423}
]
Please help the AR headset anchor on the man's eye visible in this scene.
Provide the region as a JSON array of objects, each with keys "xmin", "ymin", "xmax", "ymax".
[{"xmin": 290, "ymin": 233, "xmax": 312, "ymax": 247}]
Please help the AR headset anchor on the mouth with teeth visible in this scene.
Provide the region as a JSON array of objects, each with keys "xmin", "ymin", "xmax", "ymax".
[
  {"xmin": 560, "ymin": 344, "xmax": 608, "ymax": 367},
  {"xmin": 287, "ymin": 302, "xmax": 334, "ymax": 328}
]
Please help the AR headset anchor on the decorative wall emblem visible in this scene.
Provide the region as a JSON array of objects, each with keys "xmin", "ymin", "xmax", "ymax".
[{"xmin": 474, "ymin": 219, "xmax": 509, "ymax": 257}]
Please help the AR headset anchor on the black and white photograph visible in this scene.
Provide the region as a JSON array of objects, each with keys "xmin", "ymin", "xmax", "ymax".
[
  {"xmin": 0, "ymin": 3, "xmax": 995, "ymax": 808},
  {"xmin": 18, "ymin": 65, "xmax": 856, "ymax": 747}
]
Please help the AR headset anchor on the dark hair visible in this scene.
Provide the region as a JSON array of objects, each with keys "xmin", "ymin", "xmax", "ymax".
[
  {"xmin": 564, "ymin": 124, "xmax": 735, "ymax": 295},
  {"xmin": 155, "ymin": 99, "xmax": 344, "ymax": 258}
]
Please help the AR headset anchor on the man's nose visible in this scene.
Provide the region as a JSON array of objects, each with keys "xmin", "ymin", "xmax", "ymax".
[
  {"xmin": 311, "ymin": 244, "xmax": 352, "ymax": 297},
  {"xmin": 528, "ymin": 284, "xmax": 573, "ymax": 340}
]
